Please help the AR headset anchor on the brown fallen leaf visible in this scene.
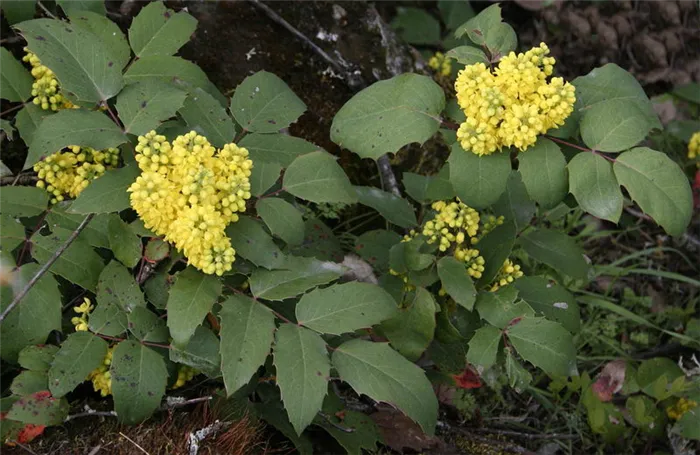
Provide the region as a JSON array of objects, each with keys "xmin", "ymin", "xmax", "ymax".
[{"xmin": 370, "ymin": 408, "xmax": 443, "ymax": 453}]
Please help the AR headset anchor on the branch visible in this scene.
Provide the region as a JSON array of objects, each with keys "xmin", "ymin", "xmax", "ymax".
[
  {"xmin": 0, "ymin": 174, "xmax": 38, "ymax": 186},
  {"xmin": 0, "ymin": 214, "xmax": 94, "ymax": 323}
]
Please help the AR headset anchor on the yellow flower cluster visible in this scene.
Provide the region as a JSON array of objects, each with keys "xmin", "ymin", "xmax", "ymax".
[
  {"xmin": 689, "ymin": 131, "xmax": 700, "ymax": 166},
  {"xmin": 172, "ymin": 365, "xmax": 198, "ymax": 389},
  {"xmin": 667, "ymin": 397, "xmax": 698, "ymax": 421},
  {"xmin": 71, "ymin": 297, "xmax": 94, "ymax": 332},
  {"xmin": 87, "ymin": 348, "xmax": 113, "ymax": 397},
  {"xmin": 454, "ymin": 43, "xmax": 575, "ymax": 156},
  {"xmin": 489, "ymin": 258, "xmax": 524, "ymax": 291},
  {"xmin": 472, "ymin": 215, "xmax": 504, "ymax": 244},
  {"xmin": 428, "ymin": 52, "xmax": 452, "ymax": 77},
  {"xmin": 23, "ymin": 49, "xmax": 76, "ymax": 111},
  {"xmin": 35, "ymin": 146, "xmax": 119, "ymax": 204},
  {"xmin": 421, "ymin": 199, "xmax": 485, "ymax": 279},
  {"xmin": 128, "ymin": 131, "xmax": 253, "ymax": 275}
]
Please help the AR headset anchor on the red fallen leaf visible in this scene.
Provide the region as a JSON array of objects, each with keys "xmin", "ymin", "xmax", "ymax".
[
  {"xmin": 592, "ymin": 359, "xmax": 626, "ymax": 402},
  {"xmin": 16, "ymin": 424, "xmax": 45, "ymax": 444},
  {"xmin": 453, "ymin": 365, "xmax": 483, "ymax": 389}
]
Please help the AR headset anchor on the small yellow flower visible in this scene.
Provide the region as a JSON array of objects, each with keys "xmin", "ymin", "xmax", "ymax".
[
  {"xmin": 87, "ymin": 348, "xmax": 114, "ymax": 396},
  {"xmin": 454, "ymin": 42, "xmax": 575, "ymax": 156},
  {"xmin": 489, "ymin": 258, "xmax": 524, "ymax": 291},
  {"xmin": 73, "ymin": 297, "xmax": 94, "ymax": 314},
  {"xmin": 428, "ymin": 52, "xmax": 452, "ymax": 77},
  {"xmin": 667, "ymin": 397, "xmax": 698, "ymax": 421},
  {"xmin": 688, "ymin": 131, "xmax": 700, "ymax": 167},
  {"xmin": 171, "ymin": 365, "xmax": 198, "ymax": 389},
  {"xmin": 23, "ymin": 48, "xmax": 78, "ymax": 111}
]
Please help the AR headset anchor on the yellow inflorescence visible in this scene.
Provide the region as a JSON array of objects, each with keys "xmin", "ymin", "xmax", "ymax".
[
  {"xmin": 689, "ymin": 131, "xmax": 700, "ymax": 166},
  {"xmin": 23, "ymin": 49, "xmax": 76, "ymax": 111},
  {"xmin": 454, "ymin": 43, "xmax": 575, "ymax": 156},
  {"xmin": 34, "ymin": 146, "xmax": 120, "ymax": 204},
  {"xmin": 428, "ymin": 52, "xmax": 452, "ymax": 77},
  {"xmin": 666, "ymin": 397, "xmax": 698, "ymax": 421},
  {"xmin": 172, "ymin": 365, "xmax": 198, "ymax": 389},
  {"xmin": 71, "ymin": 297, "xmax": 94, "ymax": 332},
  {"xmin": 87, "ymin": 348, "xmax": 113, "ymax": 397},
  {"xmin": 489, "ymin": 258, "xmax": 524, "ymax": 291},
  {"xmin": 128, "ymin": 131, "xmax": 253, "ymax": 276}
]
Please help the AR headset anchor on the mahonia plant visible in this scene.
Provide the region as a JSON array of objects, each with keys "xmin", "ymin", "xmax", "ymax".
[{"xmin": 0, "ymin": 1, "xmax": 698, "ymax": 452}]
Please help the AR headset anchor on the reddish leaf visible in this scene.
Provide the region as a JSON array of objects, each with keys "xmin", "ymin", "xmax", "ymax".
[
  {"xmin": 452, "ymin": 365, "xmax": 483, "ymax": 389},
  {"xmin": 592, "ymin": 359, "xmax": 626, "ymax": 402},
  {"xmin": 16, "ymin": 424, "xmax": 45, "ymax": 444}
]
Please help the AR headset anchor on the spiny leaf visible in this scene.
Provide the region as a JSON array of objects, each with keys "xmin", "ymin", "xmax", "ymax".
[
  {"xmin": 0, "ymin": 48, "xmax": 33, "ymax": 102},
  {"xmin": 0, "ymin": 186, "xmax": 48, "ymax": 218},
  {"xmin": 179, "ymin": 88, "xmax": 237, "ymax": 148},
  {"xmin": 167, "ymin": 267, "xmax": 221, "ymax": 348},
  {"xmin": 448, "ymin": 143, "xmax": 511, "ymax": 209},
  {"xmin": 506, "ymin": 317, "xmax": 578, "ymax": 377},
  {"xmin": 68, "ymin": 164, "xmax": 140, "ymax": 214},
  {"xmin": 116, "ymin": 80, "xmax": 187, "ymax": 135},
  {"xmin": 567, "ymin": 152, "xmax": 622, "ymax": 223},
  {"xmin": 283, "ymin": 151, "xmax": 357, "ymax": 204},
  {"xmin": 354, "ymin": 186, "xmax": 417, "ymax": 228},
  {"xmin": 128, "ymin": 1, "xmax": 197, "ymax": 58},
  {"xmin": 48, "ymin": 332, "xmax": 108, "ymax": 397}
]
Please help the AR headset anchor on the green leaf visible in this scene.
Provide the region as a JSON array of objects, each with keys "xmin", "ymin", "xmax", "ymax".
[
  {"xmin": 492, "ymin": 171, "xmax": 535, "ymax": 231},
  {"xmin": 144, "ymin": 271, "xmax": 170, "ymax": 309},
  {"xmin": 454, "ymin": 4, "xmax": 516, "ymax": 57},
  {"xmin": 466, "ymin": 325, "xmax": 502, "ymax": 373},
  {"xmin": 254, "ymin": 400, "xmax": 313, "ymax": 455},
  {"xmin": 296, "ymin": 282, "xmax": 397, "ymax": 335},
  {"xmin": 403, "ymin": 165, "xmax": 454, "ymax": 203},
  {"xmin": 7, "ymin": 391, "xmax": 69, "ymax": 425},
  {"xmin": 636, "ymin": 357, "xmax": 683, "ymax": 400},
  {"xmin": 249, "ymin": 257, "xmax": 342, "ymax": 301},
  {"xmin": 256, "ymin": 197, "xmax": 305, "ymax": 246},
  {"xmin": 331, "ymin": 74, "xmax": 445, "ymax": 160},
  {"xmin": 475, "ymin": 222, "xmax": 516, "ymax": 287},
  {"xmin": 354, "ymin": 230, "xmax": 402, "ymax": 271},
  {"xmin": 89, "ymin": 299, "xmax": 127, "ymax": 336},
  {"xmin": 506, "ymin": 317, "xmax": 578, "ymax": 377},
  {"xmin": 249, "ymin": 161, "xmax": 282, "ymax": 197},
  {"xmin": 239, "ymin": 133, "xmax": 322, "ymax": 167},
  {"xmin": 48, "ymin": 331, "xmax": 108, "ymax": 397},
  {"xmin": 283, "ymin": 151, "xmax": 357, "ymax": 204},
  {"xmin": 567, "ymin": 152, "xmax": 623, "ymax": 223},
  {"xmin": 144, "ymin": 238, "xmax": 169, "ymax": 262},
  {"xmin": 1, "ymin": 1, "xmax": 36, "ymax": 25},
  {"xmin": 128, "ymin": 1, "xmax": 197, "ymax": 58},
  {"xmin": 315, "ymin": 395, "xmax": 382, "ymax": 455},
  {"xmin": 380, "ymin": 287, "xmax": 436, "ymax": 361},
  {"xmin": 580, "ymin": 99, "xmax": 650, "ymax": 152},
  {"xmin": 128, "ymin": 306, "xmax": 169, "ymax": 342},
  {"xmin": 0, "ymin": 186, "xmax": 48, "ymax": 217},
  {"xmin": 32, "ymin": 226, "xmax": 104, "ymax": 291},
  {"xmin": 332, "ymin": 339, "xmax": 438, "ymax": 435},
  {"xmin": 437, "ymin": 256, "xmax": 477, "ymax": 310},
  {"xmin": 274, "ymin": 324, "xmax": 330, "ymax": 435},
  {"xmin": 674, "ymin": 405, "xmax": 700, "ymax": 440},
  {"xmin": 514, "ymin": 277, "xmax": 580, "ymax": 333},
  {"xmin": 0, "ymin": 264, "xmax": 61, "ymax": 363},
  {"xmin": 16, "ymin": 18, "xmax": 124, "ymax": 104},
  {"xmin": 57, "ymin": 0, "xmax": 105, "ymax": 16},
  {"xmin": 96, "ymin": 260, "xmax": 146, "ymax": 312},
  {"xmin": 448, "ymin": 143, "xmax": 511, "ymax": 209},
  {"xmin": 475, "ymin": 287, "xmax": 534, "ymax": 328},
  {"xmin": 439, "ymin": 0, "xmax": 475, "ymax": 32},
  {"xmin": 231, "ymin": 70, "xmax": 306, "ymax": 133},
  {"xmin": 390, "ymin": 7, "xmax": 441, "ymax": 45},
  {"xmin": 291, "ymin": 217, "xmax": 344, "ymax": 262},
  {"xmin": 226, "ymin": 216, "xmax": 285, "ymax": 269},
  {"xmin": 47, "ymin": 204, "xmax": 110, "ymax": 248},
  {"xmin": 179, "ymin": 88, "xmax": 237, "ymax": 148},
  {"xmin": 68, "ymin": 164, "xmax": 140, "ymax": 214},
  {"xmin": 25, "ymin": 109, "xmax": 126, "ymax": 170},
  {"xmin": 0, "ymin": 48, "xmax": 33, "ymax": 102},
  {"xmin": 18, "ymin": 345, "xmax": 59, "ymax": 372},
  {"xmin": 11, "ymin": 370, "xmax": 48, "ymax": 396},
  {"xmin": 573, "ymin": 64, "xmax": 660, "ymax": 131},
  {"xmin": 124, "ymin": 55, "xmax": 227, "ymax": 106},
  {"xmin": 504, "ymin": 348, "xmax": 532, "ymax": 392},
  {"xmin": 354, "ymin": 186, "xmax": 416, "ymax": 228},
  {"xmin": 116, "ymin": 80, "xmax": 187, "ymax": 135},
  {"xmin": 518, "ymin": 139, "xmax": 568, "ymax": 209},
  {"xmin": 518, "ymin": 229, "xmax": 590, "ymax": 281},
  {"xmin": 0, "ymin": 214, "xmax": 25, "ymax": 254},
  {"xmin": 445, "ymin": 46, "xmax": 488, "ymax": 65},
  {"xmin": 108, "ymin": 215, "xmax": 142, "ymax": 268},
  {"xmin": 15, "ymin": 104, "xmax": 49, "ymax": 146},
  {"xmin": 389, "ymin": 239, "xmax": 434, "ymax": 274},
  {"xmin": 111, "ymin": 340, "xmax": 168, "ymax": 424},
  {"xmin": 613, "ymin": 147, "xmax": 693, "ymax": 236},
  {"xmin": 170, "ymin": 326, "xmax": 220, "ymax": 378},
  {"xmin": 68, "ymin": 11, "xmax": 130, "ymax": 71},
  {"xmin": 219, "ymin": 294, "xmax": 275, "ymax": 394},
  {"xmin": 167, "ymin": 267, "xmax": 221, "ymax": 348}
]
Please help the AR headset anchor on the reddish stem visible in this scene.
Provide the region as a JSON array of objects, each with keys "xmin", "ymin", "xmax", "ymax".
[
  {"xmin": 545, "ymin": 135, "xmax": 616, "ymax": 163},
  {"xmin": 226, "ymin": 285, "xmax": 295, "ymax": 325}
]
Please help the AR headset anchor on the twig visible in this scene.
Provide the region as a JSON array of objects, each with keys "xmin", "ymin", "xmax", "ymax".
[
  {"xmin": 7, "ymin": 440, "xmax": 39, "ymax": 455},
  {"xmin": 472, "ymin": 427, "xmax": 578, "ymax": 440},
  {"xmin": 65, "ymin": 410, "xmax": 118, "ymax": 422},
  {"xmin": 317, "ymin": 411, "xmax": 355, "ymax": 433},
  {"xmin": 545, "ymin": 135, "xmax": 616, "ymax": 163},
  {"xmin": 1, "ymin": 214, "xmax": 94, "ymax": 323},
  {"xmin": 162, "ymin": 396, "xmax": 212, "ymax": 410},
  {"xmin": 0, "ymin": 174, "xmax": 38, "ymax": 186},
  {"xmin": 0, "ymin": 36, "xmax": 23, "ymax": 45},
  {"xmin": 683, "ymin": 233, "xmax": 700, "ymax": 248},
  {"xmin": 0, "ymin": 102, "xmax": 27, "ymax": 118},
  {"xmin": 247, "ymin": 0, "xmax": 352, "ymax": 83},
  {"xmin": 376, "ymin": 156, "xmax": 401, "ymax": 197},
  {"xmin": 87, "ymin": 445, "xmax": 102, "ymax": 455},
  {"xmin": 119, "ymin": 432, "xmax": 151, "ymax": 455}
]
